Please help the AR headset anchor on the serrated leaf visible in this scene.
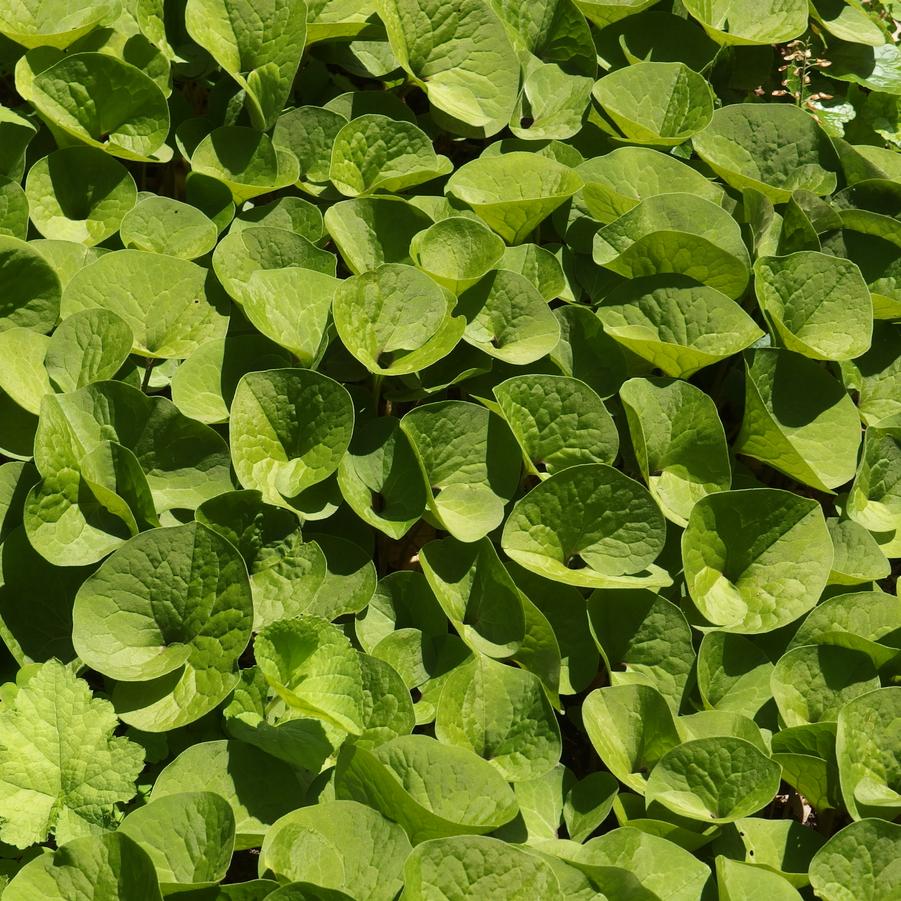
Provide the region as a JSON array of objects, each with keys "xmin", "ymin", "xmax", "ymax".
[{"xmin": 0, "ymin": 660, "xmax": 144, "ymax": 848}]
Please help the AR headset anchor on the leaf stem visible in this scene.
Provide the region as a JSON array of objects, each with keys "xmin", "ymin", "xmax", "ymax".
[
  {"xmin": 140, "ymin": 358, "xmax": 156, "ymax": 393},
  {"xmin": 372, "ymin": 373, "xmax": 384, "ymax": 415}
]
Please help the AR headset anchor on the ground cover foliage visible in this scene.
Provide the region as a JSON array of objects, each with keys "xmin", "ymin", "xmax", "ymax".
[{"xmin": 0, "ymin": 0, "xmax": 899, "ymax": 898}]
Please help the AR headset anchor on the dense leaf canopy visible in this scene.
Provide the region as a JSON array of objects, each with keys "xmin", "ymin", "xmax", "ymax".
[{"xmin": 0, "ymin": 0, "xmax": 898, "ymax": 898}]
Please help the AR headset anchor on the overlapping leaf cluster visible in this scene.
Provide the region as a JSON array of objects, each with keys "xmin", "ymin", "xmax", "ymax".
[{"xmin": 0, "ymin": 0, "xmax": 899, "ymax": 898}]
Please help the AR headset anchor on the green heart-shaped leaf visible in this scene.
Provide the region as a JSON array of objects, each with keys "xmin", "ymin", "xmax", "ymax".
[
  {"xmin": 4, "ymin": 832, "xmax": 161, "ymax": 900},
  {"xmin": 682, "ymin": 488, "xmax": 833, "ymax": 633},
  {"xmin": 230, "ymin": 369, "xmax": 354, "ymax": 509},
  {"xmin": 682, "ymin": 0, "xmax": 807, "ymax": 44},
  {"xmin": 847, "ymin": 421, "xmax": 901, "ymax": 534},
  {"xmin": 25, "ymin": 147, "xmax": 137, "ymax": 245},
  {"xmin": 646, "ymin": 737, "xmax": 782, "ymax": 823},
  {"xmin": 379, "ymin": 0, "xmax": 520, "ymax": 136},
  {"xmin": 693, "ymin": 104, "xmax": 839, "ymax": 201},
  {"xmin": 401, "ymin": 400, "xmax": 521, "ymax": 542},
  {"xmin": 120, "ymin": 196, "xmax": 218, "ymax": 259},
  {"xmin": 583, "ymin": 683, "xmax": 681, "ymax": 794},
  {"xmin": 447, "ymin": 152, "xmax": 582, "ymax": 243},
  {"xmin": 736, "ymin": 349, "xmax": 862, "ymax": 492},
  {"xmin": 329, "ymin": 114, "xmax": 451, "ymax": 196},
  {"xmin": 620, "ymin": 377, "xmax": 731, "ymax": 525},
  {"xmin": 184, "ymin": 0, "xmax": 307, "ymax": 130},
  {"xmin": 836, "ymin": 687, "xmax": 901, "ymax": 820},
  {"xmin": 334, "ymin": 263, "xmax": 463, "ymax": 375},
  {"xmin": 0, "ymin": 0, "xmax": 121, "ymax": 49},
  {"xmin": 401, "ymin": 835, "xmax": 563, "ymax": 900},
  {"xmin": 578, "ymin": 146, "xmax": 727, "ymax": 224},
  {"xmin": 502, "ymin": 463, "xmax": 669, "ymax": 589},
  {"xmin": 596, "ymin": 275, "xmax": 762, "ymax": 378},
  {"xmin": 755, "ymin": 252, "xmax": 872, "ymax": 361},
  {"xmin": 337, "ymin": 416, "xmax": 427, "ymax": 539},
  {"xmin": 810, "ymin": 819, "xmax": 901, "ymax": 901},
  {"xmin": 72, "ymin": 523, "xmax": 253, "ymax": 727},
  {"xmin": 335, "ymin": 733, "xmax": 519, "ymax": 842},
  {"xmin": 259, "ymin": 801, "xmax": 411, "ymax": 899},
  {"xmin": 62, "ymin": 250, "xmax": 229, "ymax": 359},
  {"xmin": 119, "ymin": 791, "xmax": 235, "ymax": 887},
  {"xmin": 18, "ymin": 52, "xmax": 171, "ymax": 162},
  {"xmin": 593, "ymin": 193, "xmax": 751, "ymax": 299},
  {"xmin": 593, "ymin": 61, "xmax": 713, "ymax": 146},
  {"xmin": 191, "ymin": 127, "xmax": 300, "ymax": 202},
  {"xmin": 494, "ymin": 374, "xmax": 619, "ymax": 476},
  {"xmin": 325, "ymin": 196, "xmax": 433, "ymax": 273},
  {"xmin": 410, "ymin": 216, "xmax": 505, "ymax": 294}
]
